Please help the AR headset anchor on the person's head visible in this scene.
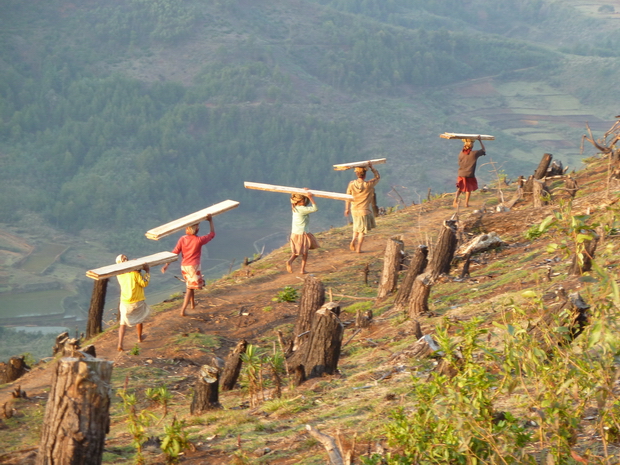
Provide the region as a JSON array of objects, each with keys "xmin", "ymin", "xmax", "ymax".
[
  {"xmin": 354, "ymin": 167, "xmax": 367, "ymax": 179},
  {"xmin": 186, "ymin": 224, "xmax": 199, "ymax": 235},
  {"xmin": 463, "ymin": 140, "xmax": 473, "ymax": 152},
  {"xmin": 291, "ymin": 193, "xmax": 309, "ymax": 207},
  {"xmin": 116, "ymin": 254, "xmax": 128, "ymax": 264}
]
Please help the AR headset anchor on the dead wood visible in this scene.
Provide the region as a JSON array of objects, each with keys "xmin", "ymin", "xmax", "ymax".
[
  {"xmin": 0, "ymin": 356, "xmax": 29, "ymax": 384},
  {"xmin": 86, "ymin": 278, "xmax": 108, "ymax": 339},
  {"xmin": 377, "ymin": 236, "xmax": 405, "ymax": 299},
  {"xmin": 428, "ymin": 219, "xmax": 458, "ymax": 278},
  {"xmin": 392, "ymin": 245, "xmax": 428, "ymax": 313},
  {"xmin": 569, "ymin": 231, "xmax": 599, "ymax": 276},
  {"xmin": 355, "ymin": 309, "xmax": 373, "ymax": 329},
  {"xmin": 190, "ymin": 362, "xmax": 221, "ymax": 414},
  {"xmin": 528, "ymin": 292, "xmax": 590, "ymax": 349},
  {"xmin": 305, "ymin": 425, "xmax": 345, "ymax": 465},
  {"xmin": 220, "ymin": 339, "xmax": 247, "ymax": 391},
  {"xmin": 408, "ymin": 272, "xmax": 434, "ymax": 318},
  {"xmin": 37, "ymin": 355, "xmax": 113, "ymax": 465},
  {"xmin": 299, "ymin": 302, "xmax": 344, "ymax": 380},
  {"xmin": 293, "ymin": 275, "xmax": 325, "ymax": 352}
]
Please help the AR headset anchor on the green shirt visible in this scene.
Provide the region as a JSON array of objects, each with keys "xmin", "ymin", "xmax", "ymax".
[{"xmin": 291, "ymin": 204, "xmax": 318, "ymax": 235}]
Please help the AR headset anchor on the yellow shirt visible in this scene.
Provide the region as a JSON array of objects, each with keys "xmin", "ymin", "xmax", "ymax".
[
  {"xmin": 116, "ymin": 270, "xmax": 149, "ymax": 304},
  {"xmin": 346, "ymin": 168, "xmax": 380, "ymax": 215}
]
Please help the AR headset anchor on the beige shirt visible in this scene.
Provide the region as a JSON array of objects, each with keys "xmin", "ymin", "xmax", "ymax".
[{"xmin": 346, "ymin": 168, "xmax": 380, "ymax": 215}]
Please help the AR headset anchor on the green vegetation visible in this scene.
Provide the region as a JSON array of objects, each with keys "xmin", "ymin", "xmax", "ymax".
[{"xmin": 272, "ymin": 285, "xmax": 299, "ymax": 303}]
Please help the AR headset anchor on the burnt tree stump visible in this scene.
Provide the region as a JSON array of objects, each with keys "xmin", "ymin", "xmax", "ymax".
[
  {"xmin": 528, "ymin": 292, "xmax": 590, "ymax": 349},
  {"xmin": 301, "ymin": 302, "xmax": 344, "ymax": 380},
  {"xmin": 408, "ymin": 272, "xmax": 434, "ymax": 318},
  {"xmin": 0, "ymin": 356, "xmax": 29, "ymax": 384},
  {"xmin": 393, "ymin": 245, "xmax": 429, "ymax": 313},
  {"xmin": 428, "ymin": 220, "xmax": 458, "ymax": 277},
  {"xmin": 293, "ymin": 275, "xmax": 325, "ymax": 352},
  {"xmin": 86, "ymin": 279, "xmax": 108, "ymax": 340},
  {"xmin": 377, "ymin": 236, "xmax": 405, "ymax": 299},
  {"xmin": 190, "ymin": 363, "xmax": 221, "ymax": 414},
  {"xmin": 534, "ymin": 153, "xmax": 553, "ymax": 179},
  {"xmin": 220, "ymin": 339, "xmax": 247, "ymax": 391},
  {"xmin": 36, "ymin": 355, "xmax": 113, "ymax": 465},
  {"xmin": 569, "ymin": 231, "xmax": 599, "ymax": 276}
]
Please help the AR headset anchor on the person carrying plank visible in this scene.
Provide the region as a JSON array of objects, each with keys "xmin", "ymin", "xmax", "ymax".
[
  {"xmin": 115, "ymin": 254, "xmax": 151, "ymax": 351},
  {"xmin": 345, "ymin": 162, "xmax": 380, "ymax": 253},
  {"xmin": 161, "ymin": 215, "xmax": 215, "ymax": 316},
  {"xmin": 286, "ymin": 190, "xmax": 319, "ymax": 274},
  {"xmin": 453, "ymin": 136, "xmax": 486, "ymax": 208}
]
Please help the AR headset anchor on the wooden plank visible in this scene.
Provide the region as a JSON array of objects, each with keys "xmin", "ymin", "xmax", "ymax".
[
  {"xmin": 244, "ymin": 182, "xmax": 353, "ymax": 201},
  {"xmin": 86, "ymin": 252, "xmax": 178, "ymax": 280},
  {"xmin": 145, "ymin": 200, "xmax": 240, "ymax": 241},
  {"xmin": 440, "ymin": 132, "xmax": 495, "ymax": 140},
  {"xmin": 333, "ymin": 158, "xmax": 387, "ymax": 171}
]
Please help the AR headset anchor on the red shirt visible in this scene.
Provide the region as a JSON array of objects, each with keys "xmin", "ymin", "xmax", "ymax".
[{"xmin": 172, "ymin": 232, "xmax": 215, "ymax": 266}]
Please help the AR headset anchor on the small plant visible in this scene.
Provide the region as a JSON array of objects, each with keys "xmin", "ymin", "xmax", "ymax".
[
  {"xmin": 130, "ymin": 344, "xmax": 141, "ymax": 356},
  {"xmin": 262, "ymin": 305, "xmax": 273, "ymax": 312},
  {"xmin": 272, "ymin": 286, "xmax": 298, "ymax": 303},
  {"xmin": 145, "ymin": 385, "xmax": 173, "ymax": 418},
  {"xmin": 161, "ymin": 416, "xmax": 191, "ymax": 464},
  {"xmin": 117, "ymin": 388, "xmax": 157, "ymax": 464}
]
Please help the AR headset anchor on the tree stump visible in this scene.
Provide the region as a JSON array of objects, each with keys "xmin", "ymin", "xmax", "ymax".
[
  {"xmin": 220, "ymin": 339, "xmax": 247, "ymax": 391},
  {"xmin": 408, "ymin": 272, "xmax": 434, "ymax": 318},
  {"xmin": 293, "ymin": 275, "xmax": 325, "ymax": 352},
  {"xmin": 36, "ymin": 355, "xmax": 113, "ymax": 465},
  {"xmin": 565, "ymin": 177, "xmax": 578, "ymax": 198},
  {"xmin": 428, "ymin": 220, "xmax": 458, "ymax": 277},
  {"xmin": 528, "ymin": 292, "xmax": 590, "ymax": 349},
  {"xmin": 190, "ymin": 362, "xmax": 221, "ymax": 414},
  {"xmin": 0, "ymin": 356, "xmax": 29, "ymax": 384},
  {"xmin": 569, "ymin": 232, "xmax": 599, "ymax": 276},
  {"xmin": 377, "ymin": 236, "xmax": 405, "ymax": 299},
  {"xmin": 301, "ymin": 302, "xmax": 344, "ymax": 380},
  {"xmin": 86, "ymin": 279, "xmax": 108, "ymax": 340},
  {"xmin": 53, "ymin": 331, "xmax": 81, "ymax": 357},
  {"xmin": 532, "ymin": 179, "xmax": 550, "ymax": 208},
  {"xmin": 392, "ymin": 245, "xmax": 428, "ymax": 312},
  {"xmin": 355, "ymin": 309, "xmax": 373, "ymax": 329}
]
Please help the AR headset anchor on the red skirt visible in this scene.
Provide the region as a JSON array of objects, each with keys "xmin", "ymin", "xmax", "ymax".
[{"xmin": 456, "ymin": 176, "xmax": 478, "ymax": 192}]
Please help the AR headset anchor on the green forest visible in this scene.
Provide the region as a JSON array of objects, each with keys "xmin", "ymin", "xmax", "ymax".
[{"xmin": 0, "ymin": 0, "xmax": 618, "ymax": 256}]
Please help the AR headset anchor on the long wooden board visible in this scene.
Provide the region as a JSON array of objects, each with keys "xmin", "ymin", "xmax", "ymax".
[
  {"xmin": 86, "ymin": 252, "xmax": 178, "ymax": 280},
  {"xmin": 440, "ymin": 133, "xmax": 495, "ymax": 140},
  {"xmin": 333, "ymin": 158, "xmax": 387, "ymax": 171},
  {"xmin": 244, "ymin": 182, "xmax": 353, "ymax": 201},
  {"xmin": 145, "ymin": 200, "xmax": 240, "ymax": 241}
]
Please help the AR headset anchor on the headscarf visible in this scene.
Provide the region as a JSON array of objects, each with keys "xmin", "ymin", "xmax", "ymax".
[
  {"xmin": 116, "ymin": 254, "xmax": 128, "ymax": 264},
  {"xmin": 463, "ymin": 139, "xmax": 474, "ymax": 151},
  {"xmin": 186, "ymin": 224, "xmax": 199, "ymax": 235}
]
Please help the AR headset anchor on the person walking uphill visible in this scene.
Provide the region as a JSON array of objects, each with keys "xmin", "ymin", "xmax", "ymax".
[
  {"xmin": 162, "ymin": 214, "xmax": 215, "ymax": 316},
  {"xmin": 345, "ymin": 162, "xmax": 380, "ymax": 253},
  {"xmin": 453, "ymin": 136, "xmax": 485, "ymax": 208},
  {"xmin": 115, "ymin": 254, "xmax": 151, "ymax": 352},
  {"xmin": 286, "ymin": 190, "xmax": 319, "ymax": 274}
]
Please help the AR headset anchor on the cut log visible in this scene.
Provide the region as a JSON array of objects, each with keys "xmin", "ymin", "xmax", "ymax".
[
  {"xmin": 456, "ymin": 232, "xmax": 504, "ymax": 257},
  {"xmin": 408, "ymin": 272, "xmax": 434, "ymax": 318},
  {"xmin": 439, "ymin": 132, "xmax": 495, "ymax": 140},
  {"xmin": 145, "ymin": 200, "xmax": 239, "ymax": 240},
  {"xmin": 292, "ymin": 275, "xmax": 325, "ymax": 353},
  {"xmin": 393, "ymin": 245, "xmax": 429, "ymax": 313},
  {"xmin": 36, "ymin": 355, "xmax": 113, "ymax": 465},
  {"xmin": 86, "ymin": 252, "xmax": 178, "ymax": 280},
  {"xmin": 85, "ymin": 279, "xmax": 108, "ymax": 340},
  {"xmin": 333, "ymin": 158, "xmax": 387, "ymax": 171},
  {"xmin": 388, "ymin": 334, "xmax": 439, "ymax": 365},
  {"xmin": 190, "ymin": 363, "xmax": 221, "ymax": 414},
  {"xmin": 305, "ymin": 425, "xmax": 345, "ymax": 465},
  {"xmin": 0, "ymin": 356, "xmax": 29, "ymax": 384},
  {"xmin": 220, "ymin": 340, "xmax": 247, "ymax": 391},
  {"xmin": 301, "ymin": 303, "xmax": 344, "ymax": 380},
  {"xmin": 428, "ymin": 219, "xmax": 458, "ymax": 278},
  {"xmin": 377, "ymin": 236, "xmax": 405, "ymax": 299},
  {"xmin": 244, "ymin": 182, "xmax": 353, "ymax": 201}
]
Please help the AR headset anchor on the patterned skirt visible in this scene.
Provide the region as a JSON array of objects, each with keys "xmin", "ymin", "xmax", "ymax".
[{"xmin": 181, "ymin": 264, "xmax": 205, "ymax": 290}]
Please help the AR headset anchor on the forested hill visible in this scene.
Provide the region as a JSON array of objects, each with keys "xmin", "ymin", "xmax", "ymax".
[{"xmin": 1, "ymin": 0, "xmax": 620, "ymax": 255}]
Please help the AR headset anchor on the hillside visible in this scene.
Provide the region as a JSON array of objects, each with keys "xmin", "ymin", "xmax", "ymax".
[{"xmin": 1, "ymin": 152, "xmax": 620, "ymax": 464}]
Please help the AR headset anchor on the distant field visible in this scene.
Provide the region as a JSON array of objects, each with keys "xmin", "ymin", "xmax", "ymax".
[
  {"xmin": 0, "ymin": 289, "xmax": 72, "ymax": 319},
  {"xmin": 19, "ymin": 244, "xmax": 67, "ymax": 273}
]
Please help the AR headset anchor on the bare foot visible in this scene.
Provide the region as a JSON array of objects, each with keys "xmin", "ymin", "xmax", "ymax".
[
  {"xmin": 117, "ymin": 347, "xmax": 123, "ymax": 352},
  {"xmin": 139, "ymin": 335, "xmax": 146, "ymax": 343},
  {"xmin": 349, "ymin": 243, "xmax": 356, "ymax": 251},
  {"xmin": 180, "ymin": 311, "xmax": 187, "ymax": 317},
  {"xmin": 286, "ymin": 262, "xmax": 292, "ymax": 273},
  {"xmin": 301, "ymin": 270, "xmax": 307, "ymax": 274}
]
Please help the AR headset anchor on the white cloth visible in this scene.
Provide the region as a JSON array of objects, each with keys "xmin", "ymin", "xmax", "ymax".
[{"xmin": 119, "ymin": 300, "xmax": 150, "ymax": 327}]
